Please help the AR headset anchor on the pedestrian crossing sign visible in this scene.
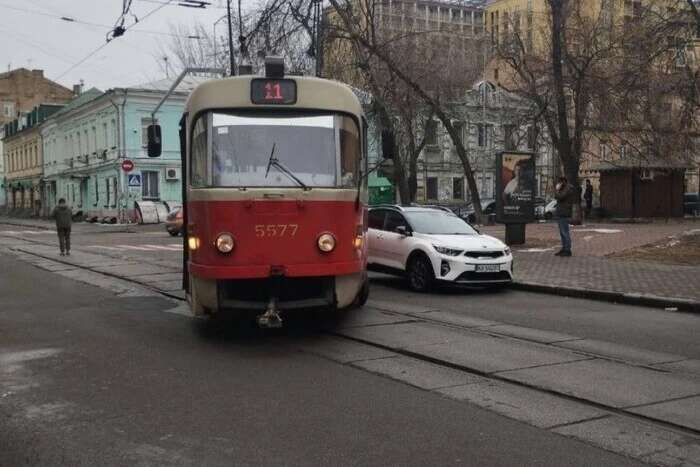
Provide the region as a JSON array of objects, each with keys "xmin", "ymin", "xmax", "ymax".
[{"xmin": 127, "ymin": 174, "xmax": 142, "ymax": 187}]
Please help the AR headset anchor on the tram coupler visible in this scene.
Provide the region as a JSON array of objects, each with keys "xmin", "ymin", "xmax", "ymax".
[{"xmin": 257, "ymin": 296, "xmax": 283, "ymax": 328}]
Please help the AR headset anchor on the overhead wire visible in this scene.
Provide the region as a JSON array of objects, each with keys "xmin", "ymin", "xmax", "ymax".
[
  {"xmin": 53, "ymin": 0, "xmax": 176, "ymax": 81},
  {"xmin": 0, "ymin": 2, "xmax": 190, "ymax": 38}
]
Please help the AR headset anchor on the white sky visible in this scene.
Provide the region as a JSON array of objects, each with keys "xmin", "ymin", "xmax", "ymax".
[{"xmin": 0, "ymin": 0, "xmax": 238, "ymax": 91}]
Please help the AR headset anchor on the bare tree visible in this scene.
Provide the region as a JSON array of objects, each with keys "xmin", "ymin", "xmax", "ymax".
[
  {"xmin": 324, "ymin": 0, "xmax": 487, "ymax": 216},
  {"xmin": 495, "ymin": 0, "xmax": 696, "ymax": 219},
  {"xmin": 159, "ymin": 0, "xmax": 319, "ymax": 76}
]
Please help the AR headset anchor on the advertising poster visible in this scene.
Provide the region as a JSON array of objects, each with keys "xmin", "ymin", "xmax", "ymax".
[{"xmin": 496, "ymin": 151, "xmax": 535, "ymax": 223}]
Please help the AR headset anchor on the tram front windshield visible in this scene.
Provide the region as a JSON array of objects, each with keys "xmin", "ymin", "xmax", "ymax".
[{"xmin": 190, "ymin": 111, "xmax": 360, "ymax": 188}]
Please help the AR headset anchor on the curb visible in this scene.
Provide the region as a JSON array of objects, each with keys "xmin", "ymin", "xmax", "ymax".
[
  {"xmin": 512, "ymin": 281, "xmax": 700, "ymax": 314},
  {"xmin": 0, "ymin": 219, "xmax": 54, "ymax": 230}
]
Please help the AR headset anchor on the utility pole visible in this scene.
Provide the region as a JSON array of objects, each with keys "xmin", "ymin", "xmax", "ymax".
[{"xmin": 227, "ymin": 0, "xmax": 235, "ymax": 76}]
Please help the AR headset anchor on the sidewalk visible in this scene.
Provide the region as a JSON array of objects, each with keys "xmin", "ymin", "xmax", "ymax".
[
  {"xmin": 481, "ymin": 220, "xmax": 700, "ymax": 311},
  {"xmin": 0, "ymin": 215, "xmax": 152, "ymax": 234}
]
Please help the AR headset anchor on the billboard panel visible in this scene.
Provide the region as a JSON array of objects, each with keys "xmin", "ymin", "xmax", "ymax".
[{"xmin": 496, "ymin": 151, "xmax": 535, "ymax": 223}]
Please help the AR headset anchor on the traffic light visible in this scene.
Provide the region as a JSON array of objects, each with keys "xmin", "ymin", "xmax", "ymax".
[{"xmin": 147, "ymin": 124, "xmax": 162, "ymax": 158}]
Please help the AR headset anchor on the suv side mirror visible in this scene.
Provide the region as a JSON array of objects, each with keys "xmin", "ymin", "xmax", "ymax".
[
  {"xmin": 381, "ymin": 130, "xmax": 395, "ymax": 160},
  {"xmin": 147, "ymin": 124, "xmax": 162, "ymax": 158},
  {"xmin": 395, "ymin": 225, "xmax": 411, "ymax": 236}
]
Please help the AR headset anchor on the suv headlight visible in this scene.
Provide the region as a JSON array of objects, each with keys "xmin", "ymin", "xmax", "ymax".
[
  {"xmin": 504, "ymin": 247, "xmax": 511, "ymax": 256},
  {"xmin": 433, "ymin": 245, "xmax": 462, "ymax": 256}
]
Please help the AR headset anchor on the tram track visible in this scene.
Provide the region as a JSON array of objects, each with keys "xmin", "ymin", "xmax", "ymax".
[{"xmin": 5, "ymin": 237, "xmax": 700, "ymax": 452}]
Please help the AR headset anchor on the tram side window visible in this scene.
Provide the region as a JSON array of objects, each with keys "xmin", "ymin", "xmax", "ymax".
[
  {"xmin": 339, "ymin": 115, "xmax": 359, "ymax": 188},
  {"xmin": 190, "ymin": 116, "xmax": 208, "ymax": 187}
]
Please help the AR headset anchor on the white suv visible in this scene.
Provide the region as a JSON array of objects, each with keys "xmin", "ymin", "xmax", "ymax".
[{"xmin": 367, "ymin": 206, "xmax": 513, "ymax": 292}]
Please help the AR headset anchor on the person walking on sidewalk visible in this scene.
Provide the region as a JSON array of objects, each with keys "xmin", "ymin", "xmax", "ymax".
[
  {"xmin": 51, "ymin": 198, "xmax": 73, "ymax": 256},
  {"xmin": 554, "ymin": 176, "xmax": 576, "ymax": 257},
  {"xmin": 583, "ymin": 179, "xmax": 593, "ymax": 218}
]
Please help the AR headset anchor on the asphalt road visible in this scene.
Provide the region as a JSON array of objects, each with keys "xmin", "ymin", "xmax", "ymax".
[{"xmin": 0, "ymin": 253, "xmax": 645, "ymax": 467}]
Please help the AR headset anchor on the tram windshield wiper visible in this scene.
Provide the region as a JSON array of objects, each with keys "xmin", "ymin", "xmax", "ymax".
[{"xmin": 264, "ymin": 143, "xmax": 309, "ymax": 190}]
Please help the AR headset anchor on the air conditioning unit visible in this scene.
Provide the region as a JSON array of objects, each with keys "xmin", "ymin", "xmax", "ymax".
[
  {"xmin": 640, "ymin": 169, "xmax": 655, "ymax": 181},
  {"xmin": 165, "ymin": 167, "xmax": 180, "ymax": 181}
]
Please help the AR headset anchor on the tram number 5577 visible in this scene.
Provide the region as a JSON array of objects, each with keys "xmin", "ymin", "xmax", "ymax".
[{"xmin": 255, "ymin": 224, "xmax": 299, "ymax": 238}]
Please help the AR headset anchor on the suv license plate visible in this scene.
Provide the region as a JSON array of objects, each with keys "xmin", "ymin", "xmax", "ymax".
[{"xmin": 475, "ymin": 264, "xmax": 500, "ymax": 273}]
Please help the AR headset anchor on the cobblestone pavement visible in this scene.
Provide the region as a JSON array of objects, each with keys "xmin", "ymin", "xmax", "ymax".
[{"xmin": 481, "ymin": 220, "xmax": 700, "ymax": 304}]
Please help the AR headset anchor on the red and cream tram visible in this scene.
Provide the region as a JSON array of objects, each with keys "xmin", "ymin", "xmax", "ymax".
[{"xmin": 166, "ymin": 59, "xmax": 372, "ymax": 326}]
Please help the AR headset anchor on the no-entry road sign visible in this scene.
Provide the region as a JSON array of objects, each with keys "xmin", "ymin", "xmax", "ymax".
[{"xmin": 121, "ymin": 159, "xmax": 134, "ymax": 172}]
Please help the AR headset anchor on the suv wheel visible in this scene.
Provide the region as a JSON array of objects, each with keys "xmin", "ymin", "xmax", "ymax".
[{"xmin": 407, "ymin": 254, "xmax": 434, "ymax": 292}]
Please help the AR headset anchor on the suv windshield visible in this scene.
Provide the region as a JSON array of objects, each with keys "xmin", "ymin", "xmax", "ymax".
[
  {"xmin": 190, "ymin": 111, "xmax": 360, "ymax": 188},
  {"xmin": 405, "ymin": 211, "xmax": 478, "ymax": 235}
]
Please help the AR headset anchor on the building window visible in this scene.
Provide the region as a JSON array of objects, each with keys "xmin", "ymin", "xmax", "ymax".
[
  {"xmin": 452, "ymin": 121, "xmax": 464, "ymax": 145},
  {"xmin": 425, "ymin": 120, "xmax": 437, "ymax": 146},
  {"xmin": 477, "ymin": 124, "xmax": 490, "ymax": 147},
  {"xmin": 102, "ymin": 123, "xmax": 109, "ymax": 150},
  {"xmin": 504, "ymin": 125, "xmax": 517, "ymax": 151},
  {"xmin": 141, "ymin": 118, "xmax": 158, "ymax": 148},
  {"xmin": 142, "ymin": 170, "xmax": 160, "ymax": 200},
  {"xmin": 111, "ymin": 177, "xmax": 117, "ymax": 208},
  {"xmin": 426, "ymin": 177, "xmax": 438, "ymax": 200},
  {"xmin": 94, "ymin": 177, "xmax": 99, "ymax": 206},
  {"xmin": 105, "ymin": 178, "xmax": 110, "ymax": 207},
  {"xmin": 2, "ymin": 102, "xmax": 14, "ymax": 118},
  {"xmin": 527, "ymin": 126, "xmax": 537, "ymax": 149},
  {"xmin": 453, "ymin": 177, "xmax": 464, "ymax": 200},
  {"xmin": 110, "ymin": 120, "xmax": 117, "ymax": 148}
]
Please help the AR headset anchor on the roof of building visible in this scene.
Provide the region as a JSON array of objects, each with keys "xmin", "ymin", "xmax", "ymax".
[
  {"xmin": 49, "ymin": 88, "xmax": 104, "ymax": 119},
  {"xmin": 0, "ymin": 68, "xmax": 72, "ymax": 93},
  {"xmin": 593, "ymin": 157, "xmax": 692, "ymax": 171},
  {"xmin": 124, "ymin": 75, "xmax": 214, "ymax": 94}
]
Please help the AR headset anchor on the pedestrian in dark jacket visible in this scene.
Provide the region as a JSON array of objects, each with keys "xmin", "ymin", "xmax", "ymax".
[
  {"xmin": 52, "ymin": 198, "xmax": 72, "ymax": 256},
  {"xmin": 554, "ymin": 177, "xmax": 576, "ymax": 257},
  {"xmin": 583, "ymin": 179, "xmax": 593, "ymax": 218}
]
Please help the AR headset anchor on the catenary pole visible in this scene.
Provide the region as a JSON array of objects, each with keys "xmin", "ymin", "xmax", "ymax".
[{"xmin": 227, "ymin": 0, "xmax": 235, "ymax": 75}]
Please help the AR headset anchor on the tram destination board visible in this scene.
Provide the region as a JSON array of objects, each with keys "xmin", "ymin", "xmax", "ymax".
[{"xmin": 251, "ymin": 79, "xmax": 297, "ymax": 105}]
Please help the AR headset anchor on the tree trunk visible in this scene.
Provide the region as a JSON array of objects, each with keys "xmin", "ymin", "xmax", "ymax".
[
  {"xmin": 408, "ymin": 153, "xmax": 418, "ymax": 202},
  {"xmin": 393, "ymin": 154, "xmax": 411, "ymax": 204}
]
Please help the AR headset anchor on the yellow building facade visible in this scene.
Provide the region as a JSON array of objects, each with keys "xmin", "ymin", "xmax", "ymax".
[
  {"xmin": 3, "ymin": 104, "xmax": 63, "ymax": 213},
  {"xmin": 484, "ymin": 0, "xmax": 700, "ymax": 195},
  {"xmin": 3, "ymin": 126, "xmax": 42, "ymax": 212}
]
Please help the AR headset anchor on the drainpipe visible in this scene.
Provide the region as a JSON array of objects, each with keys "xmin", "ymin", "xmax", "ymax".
[{"xmin": 110, "ymin": 89, "xmax": 128, "ymax": 223}]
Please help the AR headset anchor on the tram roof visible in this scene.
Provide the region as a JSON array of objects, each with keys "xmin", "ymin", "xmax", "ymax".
[{"xmin": 184, "ymin": 75, "xmax": 364, "ymax": 119}]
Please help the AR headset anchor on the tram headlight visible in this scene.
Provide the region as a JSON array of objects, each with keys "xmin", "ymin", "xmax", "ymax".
[
  {"xmin": 317, "ymin": 233, "xmax": 336, "ymax": 253},
  {"xmin": 188, "ymin": 236, "xmax": 200, "ymax": 251},
  {"xmin": 215, "ymin": 233, "xmax": 235, "ymax": 253}
]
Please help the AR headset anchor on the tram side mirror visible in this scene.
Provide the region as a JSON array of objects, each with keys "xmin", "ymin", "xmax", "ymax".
[
  {"xmin": 147, "ymin": 124, "xmax": 162, "ymax": 158},
  {"xmin": 381, "ymin": 130, "xmax": 395, "ymax": 160}
]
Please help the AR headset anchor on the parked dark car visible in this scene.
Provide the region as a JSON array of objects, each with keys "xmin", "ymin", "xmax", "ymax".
[
  {"xmin": 165, "ymin": 206, "xmax": 184, "ymax": 236},
  {"xmin": 455, "ymin": 199, "xmax": 496, "ymax": 224},
  {"xmin": 685, "ymin": 193, "xmax": 700, "ymax": 216}
]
